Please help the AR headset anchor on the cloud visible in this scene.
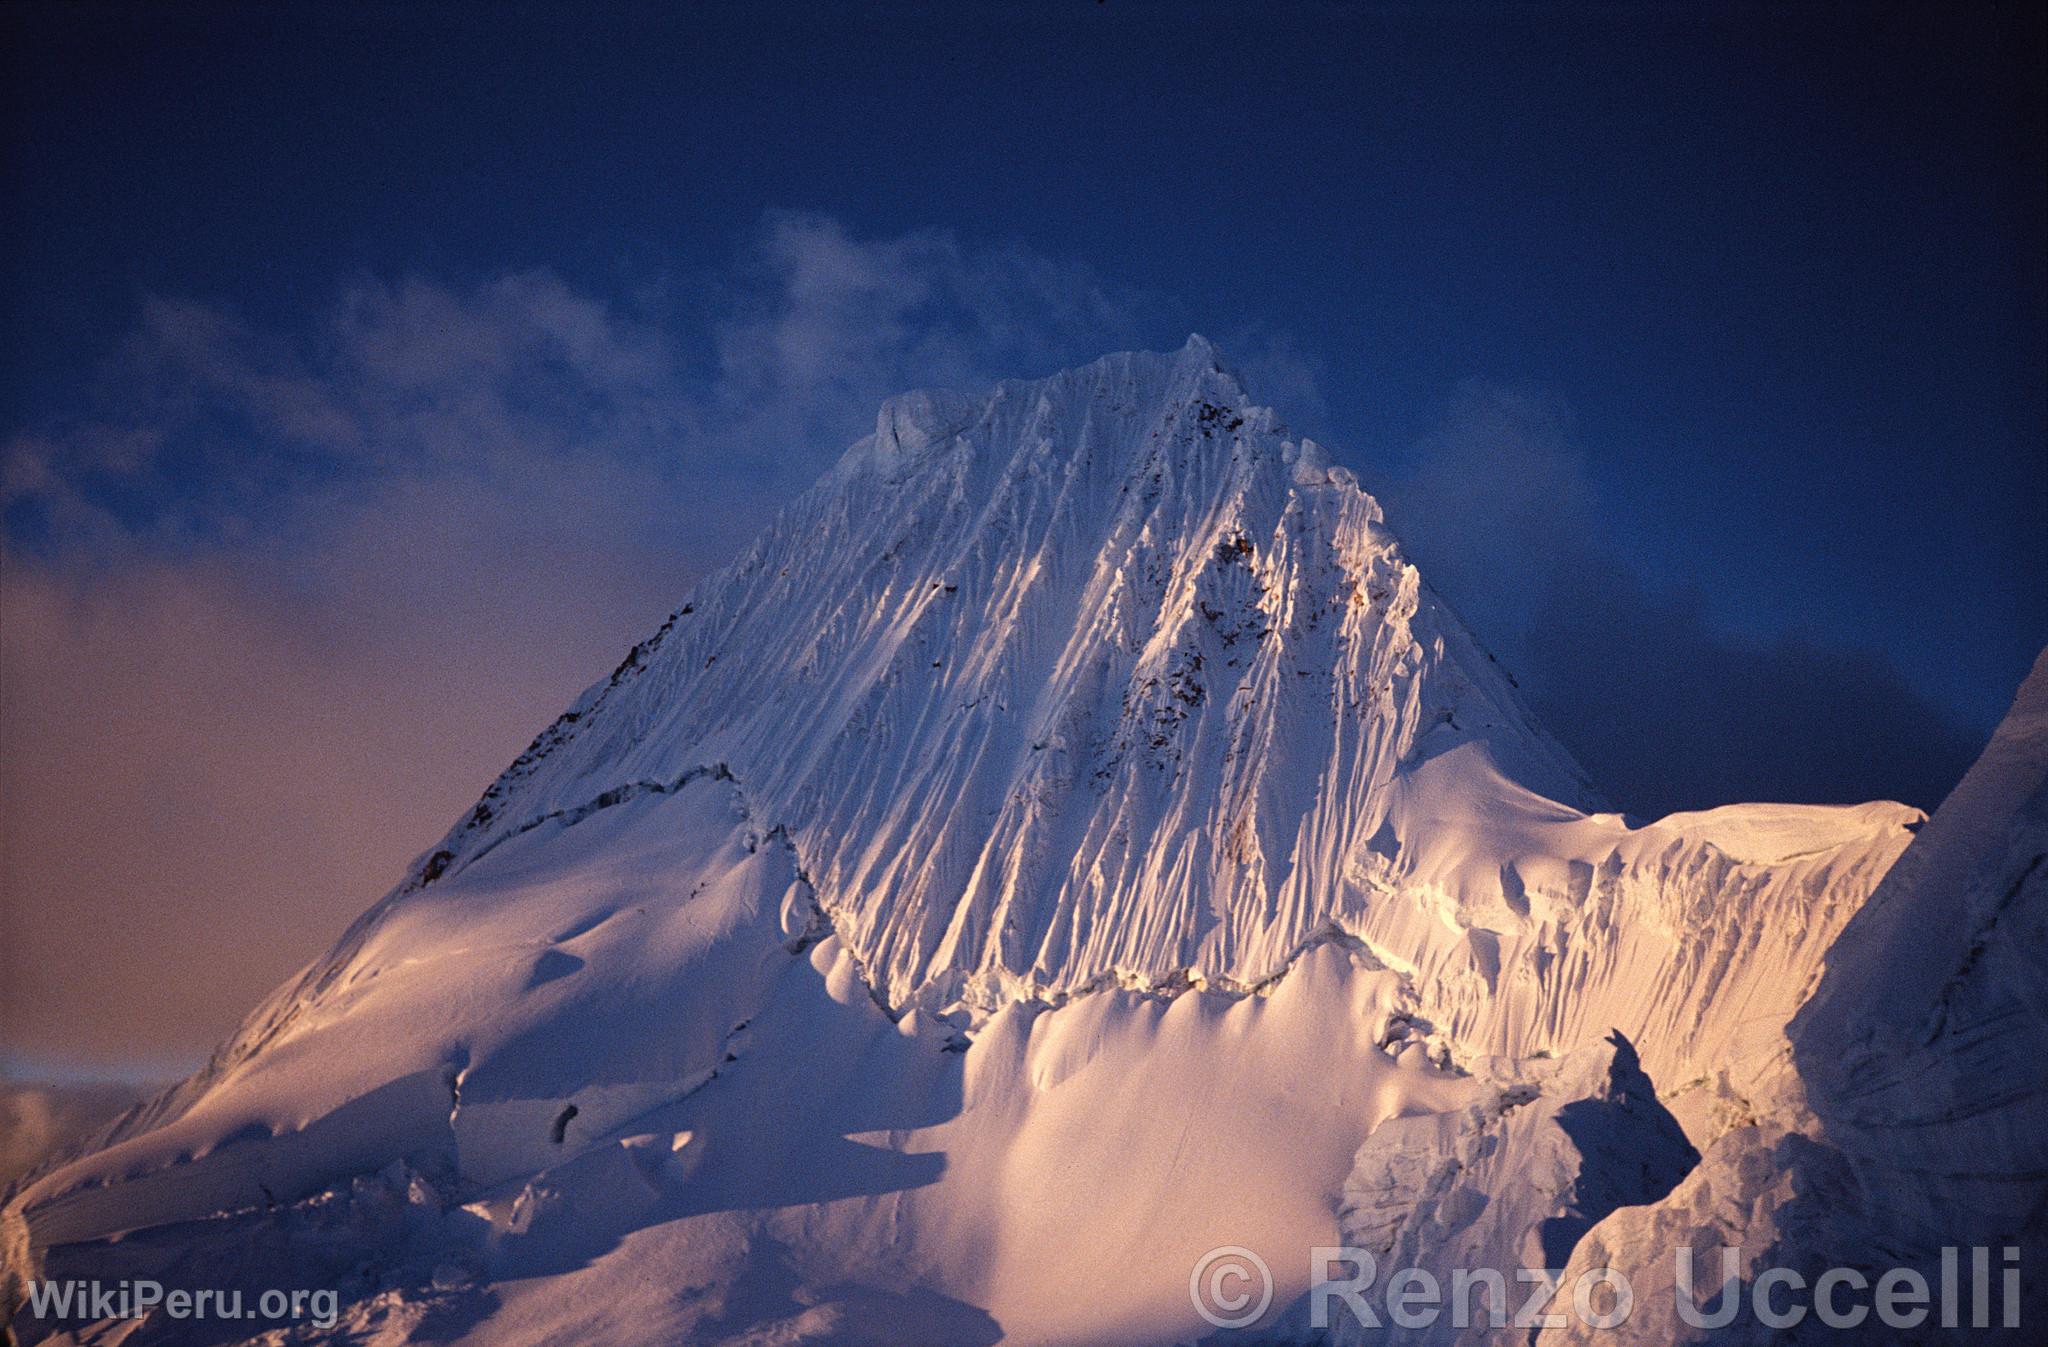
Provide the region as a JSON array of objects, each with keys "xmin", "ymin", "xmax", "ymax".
[
  {"xmin": 0, "ymin": 1078, "xmax": 158, "ymax": 1195},
  {"xmin": 1382, "ymin": 379, "xmax": 1598, "ymax": 672},
  {"xmin": 0, "ymin": 215, "xmax": 1148, "ymax": 1070},
  {"xmin": 1220, "ymin": 326, "xmax": 1332, "ymax": 441},
  {"xmin": 710, "ymin": 212, "xmax": 1150, "ymax": 460},
  {"xmin": 1382, "ymin": 381, "xmax": 1980, "ymax": 819}
]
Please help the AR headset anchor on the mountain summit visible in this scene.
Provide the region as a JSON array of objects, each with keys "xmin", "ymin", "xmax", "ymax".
[
  {"xmin": 7, "ymin": 343, "xmax": 1947, "ymax": 1345},
  {"xmin": 397, "ymin": 333, "xmax": 1603, "ymax": 1015}
]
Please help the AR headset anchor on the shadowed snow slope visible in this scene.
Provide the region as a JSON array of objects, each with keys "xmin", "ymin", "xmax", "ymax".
[{"xmin": 5, "ymin": 341, "xmax": 1942, "ymax": 1346}]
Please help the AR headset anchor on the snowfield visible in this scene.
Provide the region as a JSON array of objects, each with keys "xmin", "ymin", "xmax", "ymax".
[{"xmin": 5, "ymin": 340, "xmax": 2037, "ymax": 1345}]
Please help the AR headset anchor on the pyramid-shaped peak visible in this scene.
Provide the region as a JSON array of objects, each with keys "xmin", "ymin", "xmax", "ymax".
[{"xmin": 370, "ymin": 335, "xmax": 1615, "ymax": 1023}]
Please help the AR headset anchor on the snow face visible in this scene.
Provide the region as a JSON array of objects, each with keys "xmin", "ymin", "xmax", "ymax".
[{"xmin": 3, "ymin": 341, "xmax": 1957, "ymax": 1346}]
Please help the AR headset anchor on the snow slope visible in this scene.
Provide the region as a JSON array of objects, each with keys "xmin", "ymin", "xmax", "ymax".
[{"xmin": 5, "ymin": 341, "xmax": 1936, "ymax": 1345}]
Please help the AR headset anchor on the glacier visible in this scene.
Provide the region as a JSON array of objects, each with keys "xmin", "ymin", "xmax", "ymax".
[{"xmin": 4, "ymin": 338, "xmax": 2034, "ymax": 1346}]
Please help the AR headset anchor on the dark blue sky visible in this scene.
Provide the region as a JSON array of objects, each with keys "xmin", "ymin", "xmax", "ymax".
[
  {"xmin": 5, "ymin": 0, "xmax": 2044, "ymax": 783},
  {"xmin": 4, "ymin": 0, "xmax": 2046, "ymax": 1069}
]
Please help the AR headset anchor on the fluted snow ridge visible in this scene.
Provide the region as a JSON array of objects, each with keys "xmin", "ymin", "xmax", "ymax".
[{"xmin": 395, "ymin": 339, "xmax": 1593, "ymax": 1008}]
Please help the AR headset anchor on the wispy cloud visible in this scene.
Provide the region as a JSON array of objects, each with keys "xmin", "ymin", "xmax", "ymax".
[{"xmin": 0, "ymin": 1077, "xmax": 158, "ymax": 1194}]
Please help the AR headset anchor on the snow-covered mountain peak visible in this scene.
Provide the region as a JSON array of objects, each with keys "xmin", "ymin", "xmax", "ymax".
[
  {"xmin": 4, "ymin": 343, "xmax": 1953, "ymax": 1347},
  {"xmin": 376, "ymin": 340, "xmax": 1620, "ymax": 1016},
  {"xmin": 182, "ymin": 341, "xmax": 1907, "ymax": 1076}
]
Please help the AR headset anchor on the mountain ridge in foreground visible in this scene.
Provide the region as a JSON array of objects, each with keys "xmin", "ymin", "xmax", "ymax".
[{"xmin": 7, "ymin": 340, "xmax": 2031, "ymax": 1346}]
